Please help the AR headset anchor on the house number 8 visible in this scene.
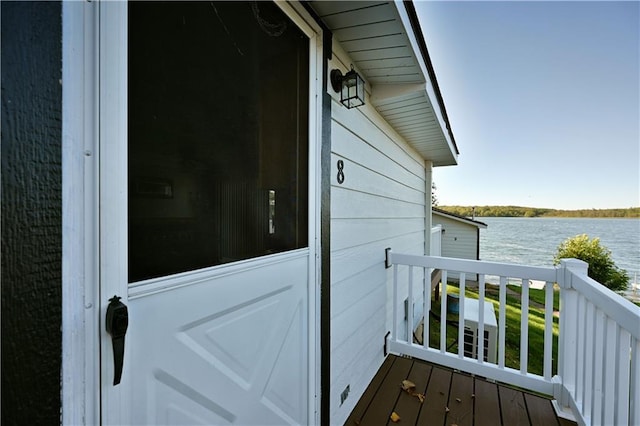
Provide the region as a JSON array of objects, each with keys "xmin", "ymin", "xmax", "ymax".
[{"xmin": 337, "ymin": 160, "xmax": 345, "ymax": 184}]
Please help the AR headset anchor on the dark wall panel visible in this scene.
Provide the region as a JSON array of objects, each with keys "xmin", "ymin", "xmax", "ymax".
[{"xmin": 1, "ymin": 2, "xmax": 63, "ymax": 424}]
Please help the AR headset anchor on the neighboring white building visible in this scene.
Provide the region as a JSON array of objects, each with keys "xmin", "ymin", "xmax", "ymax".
[{"xmin": 432, "ymin": 208, "xmax": 487, "ymax": 281}]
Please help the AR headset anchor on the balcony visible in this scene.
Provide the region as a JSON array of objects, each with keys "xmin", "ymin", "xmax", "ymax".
[
  {"xmin": 347, "ymin": 354, "xmax": 574, "ymax": 426},
  {"xmin": 369, "ymin": 250, "xmax": 640, "ymax": 425}
]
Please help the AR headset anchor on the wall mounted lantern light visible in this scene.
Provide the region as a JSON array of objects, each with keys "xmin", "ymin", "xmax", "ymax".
[{"xmin": 330, "ymin": 65, "xmax": 365, "ymax": 109}]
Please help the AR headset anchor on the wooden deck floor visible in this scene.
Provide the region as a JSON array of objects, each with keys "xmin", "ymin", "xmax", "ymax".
[{"xmin": 345, "ymin": 355, "xmax": 576, "ymax": 426}]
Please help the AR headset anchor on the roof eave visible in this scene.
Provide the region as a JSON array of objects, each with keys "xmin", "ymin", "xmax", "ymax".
[
  {"xmin": 309, "ymin": 1, "xmax": 459, "ymax": 167},
  {"xmin": 433, "ymin": 208, "xmax": 488, "ymax": 228},
  {"xmin": 399, "ymin": 0, "xmax": 459, "ymax": 157}
]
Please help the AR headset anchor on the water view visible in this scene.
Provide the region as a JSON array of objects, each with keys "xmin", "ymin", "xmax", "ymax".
[{"xmin": 477, "ymin": 217, "xmax": 640, "ymax": 293}]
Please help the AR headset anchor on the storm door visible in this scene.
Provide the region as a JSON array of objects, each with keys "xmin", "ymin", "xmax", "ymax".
[{"xmin": 99, "ymin": 2, "xmax": 318, "ymax": 424}]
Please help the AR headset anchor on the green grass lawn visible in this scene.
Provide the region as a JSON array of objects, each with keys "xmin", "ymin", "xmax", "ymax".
[{"xmin": 422, "ymin": 283, "xmax": 559, "ymax": 376}]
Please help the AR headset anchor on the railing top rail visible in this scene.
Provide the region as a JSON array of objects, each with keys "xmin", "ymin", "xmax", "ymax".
[
  {"xmin": 570, "ymin": 271, "xmax": 640, "ymax": 340},
  {"xmin": 388, "ymin": 250, "xmax": 640, "ymax": 339},
  {"xmin": 390, "ymin": 252, "xmax": 558, "ymax": 283}
]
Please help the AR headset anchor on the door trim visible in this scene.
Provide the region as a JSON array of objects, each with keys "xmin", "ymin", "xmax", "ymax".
[
  {"xmin": 61, "ymin": 1, "xmax": 100, "ymax": 425},
  {"xmin": 282, "ymin": 2, "xmax": 325, "ymax": 424},
  {"xmin": 98, "ymin": 1, "xmax": 130, "ymax": 422}
]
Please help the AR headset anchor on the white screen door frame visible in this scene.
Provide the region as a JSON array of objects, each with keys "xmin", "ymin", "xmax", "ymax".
[{"xmin": 97, "ymin": 1, "xmax": 322, "ymax": 424}]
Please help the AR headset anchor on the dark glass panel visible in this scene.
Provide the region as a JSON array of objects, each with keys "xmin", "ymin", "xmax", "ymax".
[{"xmin": 128, "ymin": 1, "xmax": 308, "ymax": 282}]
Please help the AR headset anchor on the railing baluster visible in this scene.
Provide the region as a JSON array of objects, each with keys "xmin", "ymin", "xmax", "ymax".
[
  {"xmin": 575, "ymin": 294, "xmax": 586, "ymax": 408},
  {"xmin": 616, "ymin": 328, "xmax": 631, "ymax": 426},
  {"xmin": 407, "ymin": 266, "xmax": 414, "ymax": 344},
  {"xmin": 603, "ymin": 317, "xmax": 617, "ymax": 424},
  {"xmin": 582, "ymin": 301, "xmax": 595, "ymax": 421},
  {"xmin": 632, "ymin": 337, "xmax": 640, "ymax": 426},
  {"xmin": 458, "ymin": 272, "xmax": 466, "ymax": 359},
  {"xmin": 440, "ymin": 270, "xmax": 448, "ymax": 354},
  {"xmin": 592, "ymin": 307, "xmax": 605, "ymax": 425},
  {"xmin": 498, "ymin": 276, "xmax": 507, "ymax": 369},
  {"xmin": 478, "ymin": 274, "xmax": 485, "ymax": 364},
  {"xmin": 543, "ymin": 281, "xmax": 554, "ymax": 380},
  {"xmin": 520, "ymin": 278, "xmax": 529, "ymax": 374},
  {"xmin": 423, "ymin": 267, "xmax": 430, "ymax": 350},
  {"xmin": 393, "ymin": 264, "xmax": 398, "ymax": 344}
]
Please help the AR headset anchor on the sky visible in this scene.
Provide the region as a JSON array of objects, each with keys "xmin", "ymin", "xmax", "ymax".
[{"xmin": 414, "ymin": 1, "xmax": 639, "ymax": 210}]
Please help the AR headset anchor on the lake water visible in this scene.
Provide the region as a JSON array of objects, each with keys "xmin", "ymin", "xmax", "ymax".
[{"xmin": 476, "ymin": 217, "xmax": 640, "ymax": 290}]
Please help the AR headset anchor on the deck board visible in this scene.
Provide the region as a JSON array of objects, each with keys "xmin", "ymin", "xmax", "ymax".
[
  {"xmin": 416, "ymin": 366, "xmax": 451, "ymax": 425},
  {"xmin": 446, "ymin": 372, "xmax": 474, "ymax": 426},
  {"xmin": 359, "ymin": 356, "xmax": 412, "ymax": 425},
  {"xmin": 498, "ymin": 385, "xmax": 530, "ymax": 426},
  {"xmin": 345, "ymin": 354, "xmax": 575, "ymax": 426},
  {"xmin": 525, "ymin": 392, "xmax": 560, "ymax": 426},
  {"xmin": 474, "ymin": 379, "xmax": 501, "ymax": 426},
  {"xmin": 386, "ymin": 359, "xmax": 432, "ymax": 426}
]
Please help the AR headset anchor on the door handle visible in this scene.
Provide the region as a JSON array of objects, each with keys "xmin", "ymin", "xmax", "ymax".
[{"xmin": 106, "ymin": 295, "xmax": 128, "ymax": 386}]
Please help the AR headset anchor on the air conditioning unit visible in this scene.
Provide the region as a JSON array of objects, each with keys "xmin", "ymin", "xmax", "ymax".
[{"xmin": 461, "ymin": 298, "xmax": 497, "ymax": 363}]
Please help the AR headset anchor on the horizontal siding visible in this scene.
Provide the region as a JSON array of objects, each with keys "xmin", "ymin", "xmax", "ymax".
[
  {"xmin": 331, "ymin": 218, "xmax": 424, "ymax": 252},
  {"xmin": 330, "ymin": 154, "xmax": 424, "ymax": 205},
  {"xmin": 331, "ymin": 98, "xmax": 424, "ymax": 176},
  {"xmin": 332, "ymin": 122, "xmax": 424, "ymax": 192},
  {"xmin": 433, "ymin": 216, "xmax": 480, "ymax": 281},
  {"xmin": 433, "ymin": 216, "xmax": 478, "ymax": 261},
  {"xmin": 331, "ymin": 232, "xmax": 423, "ymax": 284},
  {"xmin": 330, "ymin": 330, "xmax": 385, "ymax": 424},
  {"xmin": 332, "ymin": 263, "xmax": 385, "ymax": 320},
  {"xmin": 332, "ymin": 187, "xmax": 424, "ymax": 219},
  {"xmin": 331, "ymin": 283, "xmax": 387, "ymax": 351},
  {"xmin": 330, "ymin": 79, "xmax": 427, "ymax": 424}
]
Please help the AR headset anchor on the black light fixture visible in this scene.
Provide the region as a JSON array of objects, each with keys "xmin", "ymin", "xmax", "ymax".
[{"xmin": 330, "ymin": 65, "xmax": 365, "ymax": 109}]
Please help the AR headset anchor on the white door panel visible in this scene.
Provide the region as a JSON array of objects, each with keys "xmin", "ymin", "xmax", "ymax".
[
  {"xmin": 127, "ymin": 252, "xmax": 308, "ymax": 425},
  {"xmin": 98, "ymin": 2, "xmax": 318, "ymax": 424}
]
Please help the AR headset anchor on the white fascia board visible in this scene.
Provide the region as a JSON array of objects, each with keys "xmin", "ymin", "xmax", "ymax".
[{"xmin": 392, "ymin": 0, "xmax": 458, "ymax": 164}]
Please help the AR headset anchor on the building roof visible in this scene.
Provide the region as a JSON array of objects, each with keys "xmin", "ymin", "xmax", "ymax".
[
  {"xmin": 309, "ymin": 1, "xmax": 459, "ymax": 167},
  {"xmin": 433, "ymin": 207, "xmax": 488, "ymax": 229}
]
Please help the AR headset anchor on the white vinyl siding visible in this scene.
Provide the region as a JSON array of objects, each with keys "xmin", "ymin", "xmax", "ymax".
[
  {"xmin": 329, "ymin": 46, "xmax": 428, "ymax": 424},
  {"xmin": 433, "ymin": 215, "xmax": 479, "ymax": 261},
  {"xmin": 432, "ymin": 214, "xmax": 482, "ymax": 281}
]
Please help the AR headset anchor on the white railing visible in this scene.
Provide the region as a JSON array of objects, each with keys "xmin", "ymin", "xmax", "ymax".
[
  {"xmin": 385, "ymin": 250, "xmax": 640, "ymax": 426},
  {"xmin": 557, "ymin": 259, "xmax": 640, "ymax": 426}
]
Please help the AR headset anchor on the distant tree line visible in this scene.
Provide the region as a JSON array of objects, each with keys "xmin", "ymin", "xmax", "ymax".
[{"xmin": 439, "ymin": 205, "xmax": 640, "ymax": 218}]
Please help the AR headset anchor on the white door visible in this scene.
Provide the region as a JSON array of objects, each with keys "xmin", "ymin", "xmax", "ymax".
[{"xmin": 99, "ymin": 2, "xmax": 319, "ymax": 424}]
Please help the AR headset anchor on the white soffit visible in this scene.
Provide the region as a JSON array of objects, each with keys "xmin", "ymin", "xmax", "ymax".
[{"xmin": 310, "ymin": 1, "xmax": 458, "ymax": 166}]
